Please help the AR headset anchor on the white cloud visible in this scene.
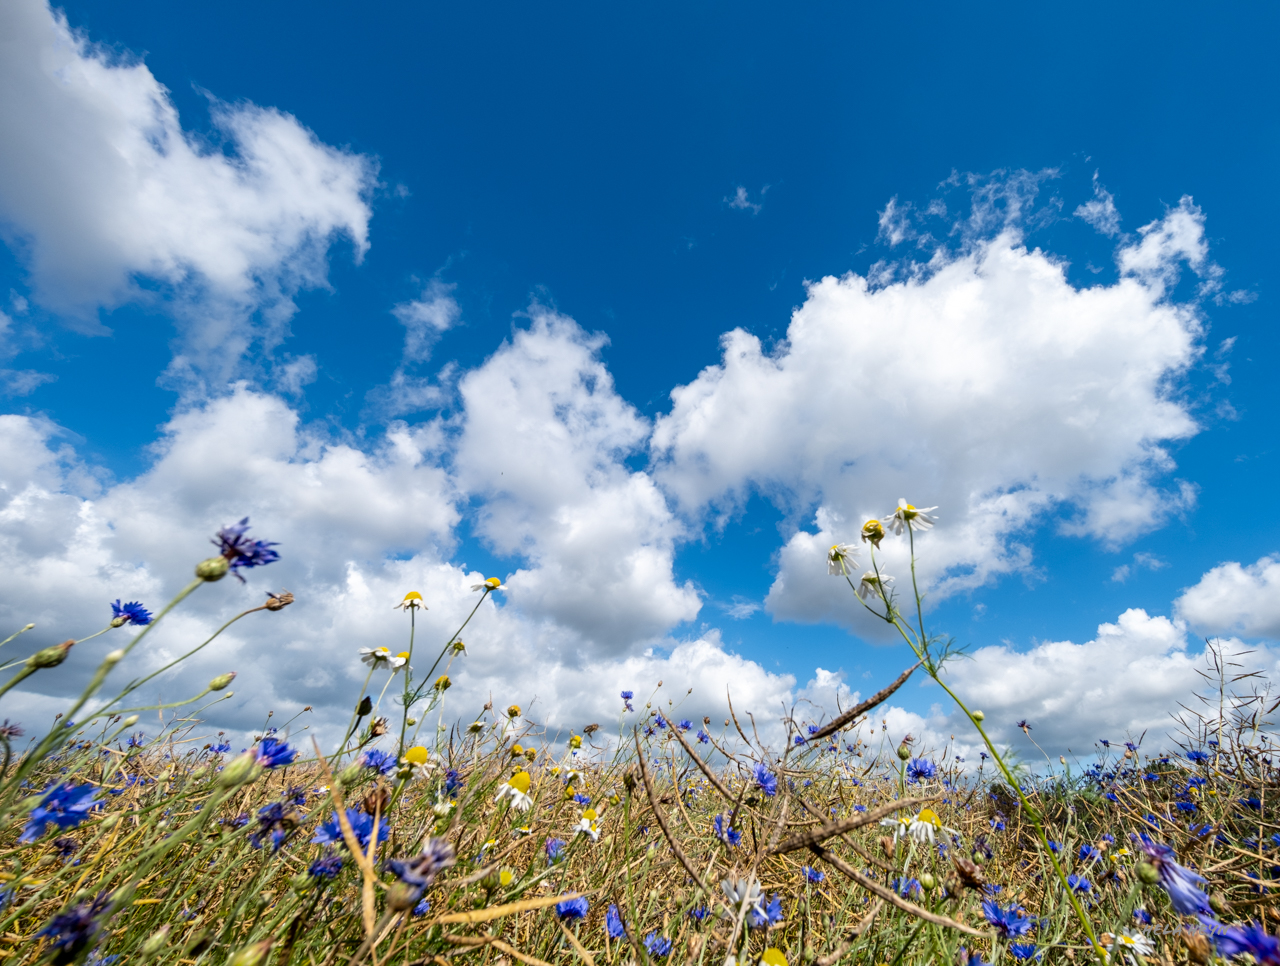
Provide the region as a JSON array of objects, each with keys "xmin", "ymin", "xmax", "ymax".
[
  {"xmin": 0, "ymin": 0, "xmax": 376, "ymax": 393},
  {"xmin": 1175, "ymin": 555, "xmax": 1280, "ymax": 638},
  {"xmin": 1074, "ymin": 171, "xmax": 1121, "ymax": 237},
  {"xmin": 724, "ymin": 186, "xmax": 762, "ymax": 215},
  {"xmin": 653, "ymin": 197, "xmax": 1208, "ymax": 627},
  {"xmin": 453, "ymin": 307, "xmax": 700, "ymax": 647},
  {"xmin": 364, "ymin": 279, "xmax": 461, "ymax": 418}
]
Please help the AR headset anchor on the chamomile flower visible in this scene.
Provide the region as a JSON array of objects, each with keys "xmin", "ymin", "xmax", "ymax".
[
  {"xmin": 860, "ymin": 519, "xmax": 886, "ymax": 548},
  {"xmin": 856, "ymin": 572, "xmax": 894, "ymax": 601},
  {"xmin": 394, "ymin": 591, "xmax": 426, "ymax": 612},
  {"xmin": 883, "ymin": 499, "xmax": 938, "ymax": 535},
  {"xmin": 399, "ymin": 746, "xmax": 436, "ymax": 780},
  {"xmin": 471, "ymin": 577, "xmax": 504, "ymax": 592},
  {"xmin": 494, "ymin": 771, "xmax": 534, "ymax": 812},
  {"xmin": 827, "ymin": 544, "xmax": 858, "ymax": 576},
  {"xmin": 1102, "ymin": 931, "xmax": 1154, "ymax": 961},
  {"xmin": 880, "ymin": 807, "xmax": 960, "ymax": 845},
  {"xmin": 720, "ymin": 876, "xmax": 766, "ymax": 919},
  {"xmin": 359, "ymin": 647, "xmax": 401, "ymax": 668},
  {"xmin": 573, "ymin": 808, "xmax": 601, "ymax": 841}
]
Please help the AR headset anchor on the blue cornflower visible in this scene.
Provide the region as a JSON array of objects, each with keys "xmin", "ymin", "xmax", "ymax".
[
  {"xmin": 213, "ymin": 517, "xmax": 280, "ymax": 581},
  {"xmin": 254, "ymin": 737, "xmax": 297, "ymax": 769},
  {"xmin": 753, "ymin": 762, "xmax": 777, "ymax": 797},
  {"xmin": 412, "ymin": 897, "xmax": 431, "ymax": 916},
  {"xmin": 713, "ymin": 813, "xmax": 741, "ymax": 846},
  {"xmin": 556, "ymin": 896, "xmax": 589, "ymax": 920},
  {"xmin": 1133, "ymin": 908, "xmax": 1152, "ymax": 925},
  {"xmin": 209, "ymin": 742, "xmax": 231, "ymax": 755},
  {"xmin": 678, "ymin": 720, "xmax": 692, "ymax": 731},
  {"xmin": 696, "ymin": 729, "xmax": 710, "ymax": 744},
  {"xmin": 990, "ymin": 819, "xmax": 1006, "ymax": 831},
  {"xmin": 573, "ymin": 793, "xmax": 591, "ymax": 806},
  {"xmin": 606, "ymin": 904, "xmax": 626, "ymax": 938},
  {"xmin": 385, "ymin": 838, "xmax": 456, "ymax": 906},
  {"xmin": 980, "ymin": 752, "xmax": 989, "ymax": 760},
  {"xmin": 644, "ymin": 933, "xmax": 673, "ymax": 957},
  {"xmin": 982, "ymin": 900, "xmax": 1035, "ymax": 939},
  {"xmin": 1176, "ymin": 801, "xmax": 1197, "ymax": 812},
  {"xmin": 1099, "ymin": 739, "xmax": 1111, "ymax": 748},
  {"xmin": 1078, "ymin": 844, "xmax": 1100, "ymax": 862},
  {"xmin": 445, "ymin": 769, "xmax": 463, "ymax": 797},
  {"xmin": 21, "ymin": 784, "xmax": 101, "ymax": 843},
  {"xmin": 748, "ymin": 894, "xmax": 783, "ymax": 928},
  {"xmin": 1125, "ymin": 741, "xmax": 1138, "ymax": 752},
  {"xmin": 1186, "ymin": 749, "xmax": 1211, "ymax": 762},
  {"xmin": 1008, "ymin": 943, "xmax": 1040, "ymax": 961},
  {"xmin": 1144, "ymin": 773, "xmax": 1160, "ymax": 781},
  {"xmin": 1067, "ymin": 874, "xmax": 1091, "ymax": 893},
  {"xmin": 688, "ymin": 906, "xmax": 709, "ymax": 921},
  {"xmin": 249, "ymin": 802, "xmax": 292, "ymax": 852},
  {"xmin": 654, "ymin": 714, "xmax": 667, "ymax": 729},
  {"xmin": 1047, "ymin": 841, "xmax": 1062, "ymax": 853},
  {"xmin": 1105, "ymin": 792, "xmax": 1119, "ymax": 802},
  {"xmin": 1144, "ymin": 814, "xmax": 1161, "ymax": 829},
  {"xmin": 803, "ymin": 866, "xmax": 825, "ymax": 884},
  {"xmin": 906, "ymin": 758, "xmax": 937, "ymax": 783},
  {"xmin": 807, "ymin": 724, "xmax": 820, "ymax": 736},
  {"xmin": 126, "ymin": 733, "xmax": 146, "ymax": 749},
  {"xmin": 794, "ymin": 736, "xmax": 805, "ymax": 745},
  {"xmin": 1136, "ymin": 833, "xmax": 1213, "ymax": 916},
  {"xmin": 1208, "ymin": 920, "xmax": 1280, "ymax": 963},
  {"xmin": 960, "ymin": 949, "xmax": 990, "ymax": 966},
  {"xmin": 110, "ymin": 600, "xmax": 152, "ymax": 626},
  {"xmin": 621, "ymin": 691, "xmax": 634, "ymax": 711},
  {"xmin": 309, "ymin": 854, "xmax": 344, "ymax": 880},
  {"xmin": 361, "ymin": 749, "xmax": 397, "ymax": 775},
  {"xmin": 36, "ymin": 891, "xmax": 111, "ymax": 963},
  {"xmin": 852, "ymin": 804, "xmax": 866, "ymax": 813},
  {"xmin": 892, "ymin": 878, "xmax": 922, "ymax": 898},
  {"xmin": 545, "ymin": 838, "xmax": 567, "ymax": 864},
  {"xmin": 312, "ymin": 808, "xmax": 391, "ymax": 851},
  {"xmin": 1241, "ymin": 797, "xmax": 1263, "ymax": 811}
]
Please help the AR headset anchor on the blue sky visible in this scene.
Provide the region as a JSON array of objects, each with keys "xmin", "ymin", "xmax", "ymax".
[{"xmin": 0, "ymin": 0, "xmax": 1276, "ymax": 754}]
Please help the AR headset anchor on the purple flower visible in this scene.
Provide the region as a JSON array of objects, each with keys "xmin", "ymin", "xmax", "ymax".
[
  {"xmin": 213, "ymin": 517, "xmax": 280, "ymax": 581},
  {"xmin": 312, "ymin": 808, "xmax": 391, "ymax": 851},
  {"xmin": 748, "ymin": 894, "xmax": 783, "ymax": 928},
  {"xmin": 713, "ymin": 813, "xmax": 741, "ymax": 846},
  {"xmin": 906, "ymin": 758, "xmax": 937, "ymax": 783},
  {"xmin": 892, "ymin": 878, "xmax": 922, "ymax": 898},
  {"xmin": 309, "ymin": 854, "xmax": 344, "ymax": 880},
  {"xmin": 556, "ymin": 896, "xmax": 588, "ymax": 920},
  {"xmin": 1099, "ymin": 739, "xmax": 1111, "ymax": 748},
  {"xmin": 1008, "ymin": 943, "xmax": 1039, "ymax": 961},
  {"xmin": 36, "ymin": 891, "xmax": 111, "ymax": 965},
  {"xmin": 803, "ymin": 866, "xmax": 825, "ymax": 884},
  {"xmin": 606, "ymin": 904, "xmax": 626, "ymax": 938},
  {"xmin": 249, "ymin": 802, "xmax": 293, "ymax": 852},
  {"xmin": 545, "ymin": 838, "xmax": 567, "ymax": 864},
  {"xmin": 1137, "ymin": 833, "xmax": 1213, "ymax": 916},
  {"xmin": 360, "ymin": 749, "xmax": 397, "ymax": 775},
  {"xmin": 254, "ymin": 737, "xmax": 297, "ymax": 769},
  {"xmin": 678, "ymin": 720, "xmax": 692, "ymax": 731},
  {"xmin": 753, "ymin": 762, "xmax": 777, "ymax": 797},
  {"xmin": 644, "ymin": 933, "xmax": 673, "ymax": 957},
  {"xmin": 110, "ymin": 600, "xmax": 152, "ymax": 626},
  {"xmin": 1067, "ymin": 874, "xmax": 1091, "ymax": 893},
  {"xmin": 982, "ymin": 900, "xmax": 1035, "ymax": 939},
  {"xmin": 1208, "ymin": 920, "xmax": 1280, "ymax": 964},
  {"xmin": 1125, "ymin": 741, "xmax": 1138, "ymax": 752},
  {"xmin": 384, "ymin": 838, "xmax": 456, "ymax": 906},
  {"xmin": 621, "ymin": 691, "xmax": 634, "ymax": 711},
  {"xmin": 21, "ymin": 784, "xmax": 101, "ymax": 843},
  {"xmin": 696, "ymin": 729, "xmax": 710, "ymax": 744},
  {"xmin": 654, "ymin": 714, "xmax": 667, "ymax": 729},
  {"xmin": 412, "ymin": 897, "xmax": 431, "ymax": 916},
  {"xmin": 1078, "ymin": 844, "xmax": 1100, "ymax": 862},
  {"xmin": 573, "ymin": 793, "xmax": 590, "ymax": 806},
  {"xmin": 1186, "ymin": 749, "xmax": 1211, "ymax": 763}
]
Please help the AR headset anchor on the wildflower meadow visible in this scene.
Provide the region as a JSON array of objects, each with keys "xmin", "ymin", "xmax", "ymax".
[{"xmin": 1, "ymin": 505, "xmax": 1277, "ymax": 966}]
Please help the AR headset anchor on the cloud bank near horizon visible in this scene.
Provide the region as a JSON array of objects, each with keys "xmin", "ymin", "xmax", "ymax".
[{"xmin": 0, "ymin": 0, "xmax": 1270, "ymax": 759}]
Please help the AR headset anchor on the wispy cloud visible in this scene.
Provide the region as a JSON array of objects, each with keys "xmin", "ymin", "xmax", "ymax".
[{"xmin": 724, "ymin": 185, "xmax": 763, "ymax": 215}]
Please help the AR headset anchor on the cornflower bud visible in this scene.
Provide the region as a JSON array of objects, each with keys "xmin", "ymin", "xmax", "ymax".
[
  {"xmin": 972, "ymin": 710, "xmax": 985, "ymax": 722},
  {"xmin": 27, "ymin": 640, "xmax": 74, "ymax": 669},
  {"xmin": 338, "ymin": 763, "xmax": 364, "ymax": 786},
  {"xmin": 104, "ymin": 649, "xmax": 124, "ymax": 666},
  {"xmin": 227, "ymin": 939, "xmax": 273, "ymax": 966},
  {"xmin": 918, "ymin": 872, "xmax": 937, "ymax": 891},
  {"xmin": 217, "ymin": 751, "xmax": 261, "ymax": 789},
  {"xmin": 1136, "ymin": 862, "xmax": 1160, "ymax": 885},
  {"xmin": 209, "ymin": 672, "xmax": 236, "ymax": 691},
  {"xmin": 195, "ymin": 556, "xmax": 230, "ymax": 581},
  {"xmin": 140, "ymin": 925, "xmax": 170, "ymax": 959},
  {"xmin": 897, "ymin": 743, "xmax": 912, "ymax": 761},
  {"xmin": 121, "ymin": 715, "xmax": 139, "ymax": 727},
  {"xmin": 387, "ymin": 882, "xmax": 422, "ymax": 911}
]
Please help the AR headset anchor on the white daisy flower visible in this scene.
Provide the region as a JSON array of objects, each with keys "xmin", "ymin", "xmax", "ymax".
[
  {"xmin": 471, "ymin": 577, "xmax": 504, "ymax": 592},
  {"xmin": 494, "ymin": 771, "xmax": 534, "ymax": 812},
  {"xmin": 1102, "ymin": 930, "xmax": 1154, "ymax": 961},
  {"xmin": 827, "ymin": 543, "xmax": 859, "ymax": 576},
  {"xmin": 572, "ymin": 808, "xmax": 601, "ymax": 841},
  {"xmin": 398, "ymin": 745, "xmax": 437, "ymax": 780},
  {"xmin": 856, "ymin": 572, "xmax": 894, "ymax": 601},
  {"xmin": 719, "ymin": 875, "xmax": 765, "ymax": 919},
  {"xmin": 883, "ymin": 499, "xmax": 938, "ymax": 535},
  {"xmin": 394, "ymin": 591, "xmax": 427, "ymax": 611},
  {"xmin": 359, "ymin": 646, "xmax": 394, "ymax": 667},
  {"xmin": 880, "ymin": 807, "xmax": 959, "ymax": 845}
]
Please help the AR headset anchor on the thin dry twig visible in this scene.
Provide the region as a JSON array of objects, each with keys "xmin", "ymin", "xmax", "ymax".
[{"xmin": 808, "ymin": 663, "xmax": 921, "ymax": 742}]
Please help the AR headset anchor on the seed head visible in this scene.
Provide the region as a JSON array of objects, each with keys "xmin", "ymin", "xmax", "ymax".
[{"xmin": 27, "ymin": 640, "xmax": 74, "ymax": 669}]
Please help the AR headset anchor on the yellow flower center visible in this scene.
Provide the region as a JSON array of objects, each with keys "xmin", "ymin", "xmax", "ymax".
[
  {"xmin": 507, "ymin": 705, "xmax": 521, "ymax": 718},
  {"xmin": 375, "ymin": 647, "xmax": 390, "ymax": 655},
  {"xmin": 507, "ymin": 771, "xmax": 531, "ymax": 794},
  {"xmin": 569, "ymin": 735, "xmax": 582, "ymax": 749},
  {"xmin": 582, "ymin": 808, "xmax": 597, "ymax": 821},
  {"xmin": 434, "ymin": 674, "xmax": 451, "ymax": 690},
  {"xmin": 396, "ymin": 651, "xmax": 410, "ymax": 659},
  {"xmin": 761, "ymin": 948, "xmax": 788, "ymax": 966},
  {"xmin": 404, "ymin": 746, "xmax": 429, "ymax": 765},
  {"xmin": 915, "ymin": 807, "xmax": 941, "ymax": 826},
  {"xmin": 403, "ymin": 591, "xmax": 423, "ymax": 601},
  {"xmin": 511, "ymin": 744, "xmax": 524, "ymax": 756},
  {"xmin": 485, "ymin": 577, "xmax": 501, "ymax": 588},
  {"xmin": 499, "ymin": 868, "xmax": 515, "ymax": 886}
]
